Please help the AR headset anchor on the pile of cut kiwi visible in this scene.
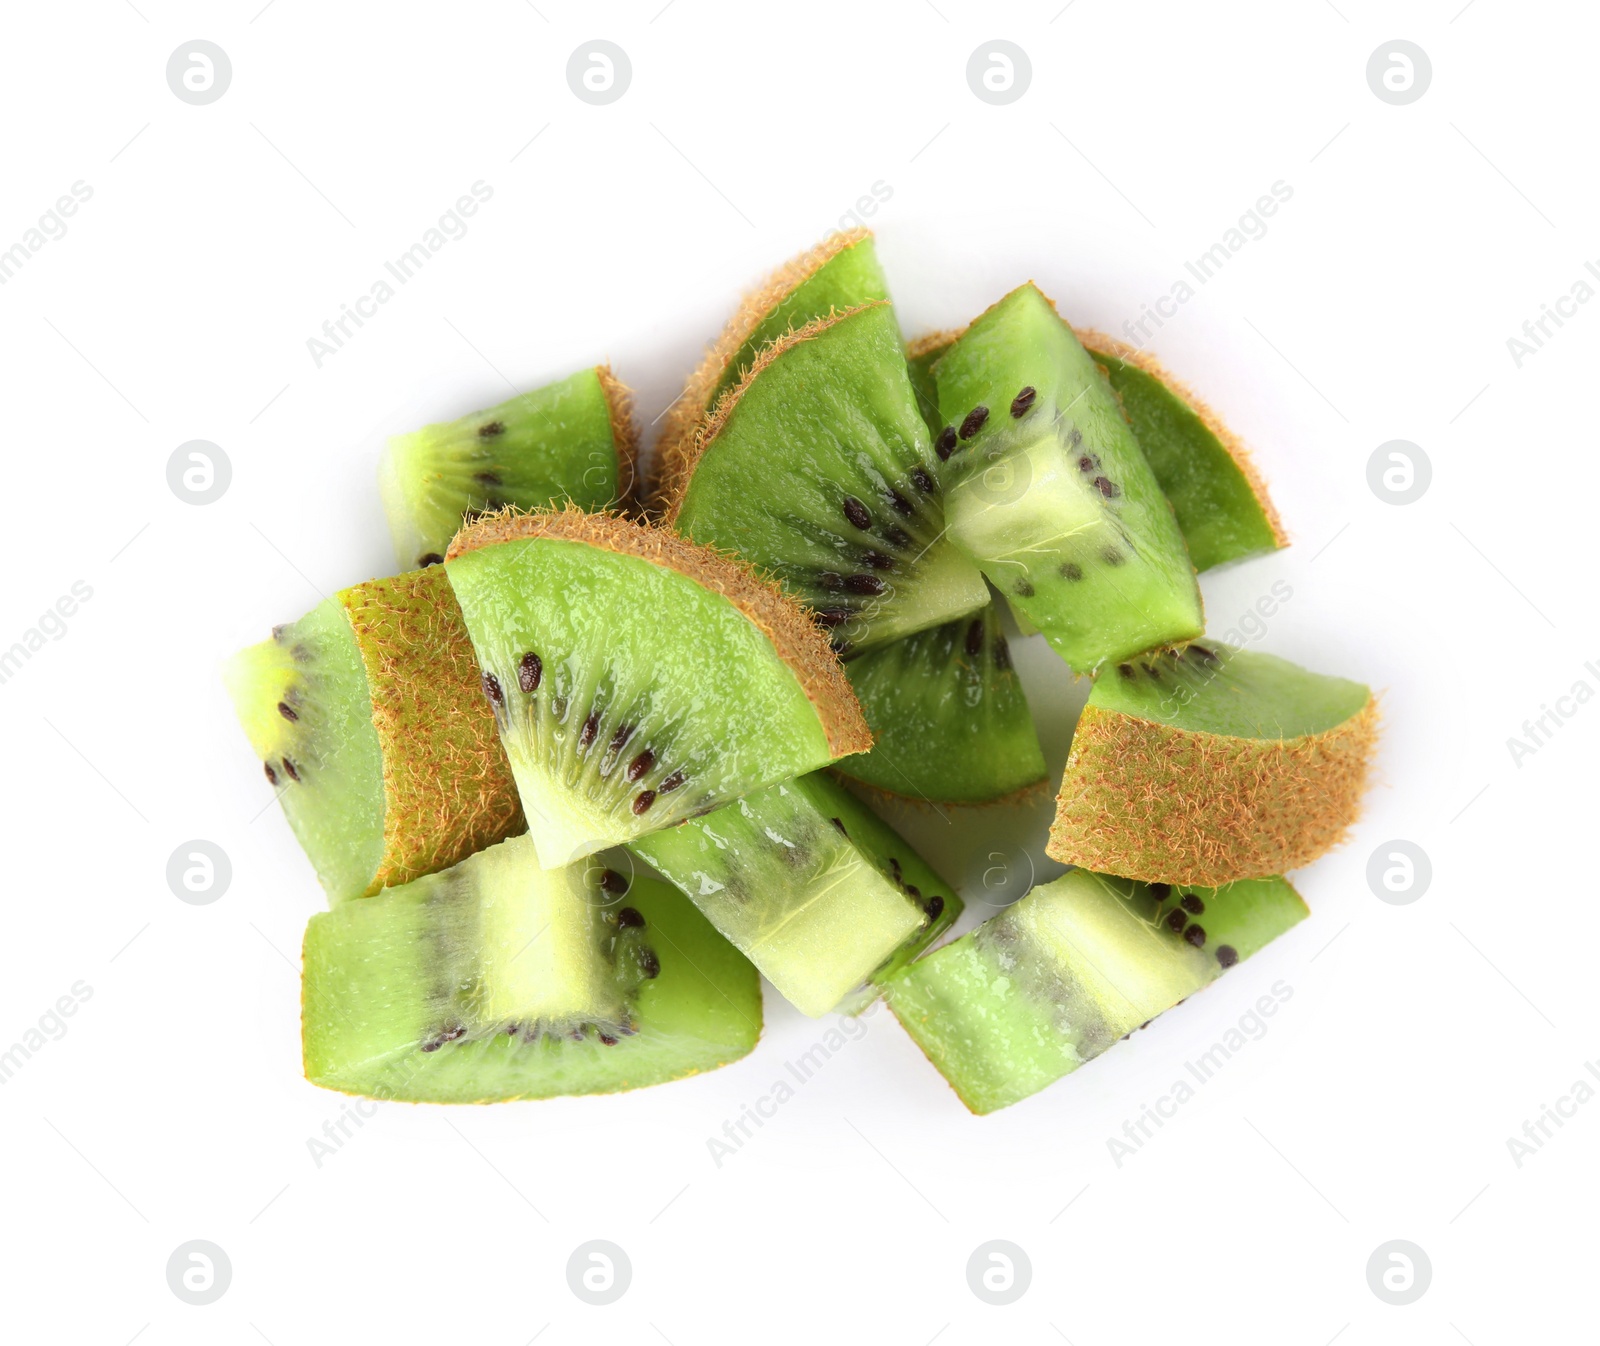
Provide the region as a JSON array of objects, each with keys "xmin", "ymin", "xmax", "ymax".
[{"xmin": 227, "ymin": 230, "xmax": 1377, "ymax": 1113}]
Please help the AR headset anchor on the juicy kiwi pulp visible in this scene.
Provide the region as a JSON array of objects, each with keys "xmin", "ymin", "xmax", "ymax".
[
  {"xmin": 629, "ymin": 772, "xmax": 959, "ymax": 1017},
  {"xmin": 834, "ymin": 601, "xmax": 1046, "ymax": 804},
  {"xmin": 379, "ymin": 366, "xmax": 636, "ymax": 572},
  {"xmin": 662, "ymin": 302, "xmax": 988, "ymax": 654},
  {"xmin": 302, "ymin": 835, "xmax": 762, "ymax": 1102},
  {"xmin": 885, "ymin": 869, "xmax": 1308, "ymax": 1114},
  {"xmin": 930, "ymin": 284, "xmax": 1204, "ymax": 674}
]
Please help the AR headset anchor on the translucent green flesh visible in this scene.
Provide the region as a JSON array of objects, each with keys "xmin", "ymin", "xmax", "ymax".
[
  {"xmin": 675, "ymin": 303, "xmax": 988, "ymax": 654},
  {"xmin": 379, "ymin": 368, "xmax": 623, "ymax": 570},
  {"xmin": 222, "ymin": 599, "xmax": 385, "ymax": 903},
  {"xmin": 906, "ymin": 341, "xmax": 947, "ymax": 439},
  {"xmin": 933, "ymin": 286, "xmax": 1203, "ymax": 673},
  {"xmin": 1092, "ymin": 644, "xmax": 1371, "ymax": 739},
  {"xmin": 1095, "ymin": 353, "xmax": 1280, "ymax": 572},
  {"xmin": 835, "ymin": 603, "xmax": 1046, "ymax": 804},
  {"xmin": 445, "ymin": 536, "xmax": 835, "ymax": 867},
  {"xmin": 629, "ymin": 773, "xmax": 955, "ymax": 1017},
  {"xmin": 886, "ymin": 869, "xmax": 1305, "ymax": 1113},
  {"xmin": 303, "ymin": 839, "xmax": 760, "ymax": 1102},
  {"xmin": 708, "ymin": 236, "xmax": 890, "ymax": 408}
]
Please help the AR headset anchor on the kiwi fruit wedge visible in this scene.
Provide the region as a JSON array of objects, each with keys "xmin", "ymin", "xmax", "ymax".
[
  {"xmin": 833, "ymin": 602, "xmax": 1046, "ymax": 804},
  {"xmin": 223, "ymin": 565, "xmax": 522, "ymax": 902},
  {"xmin": 630, "ymin": 771, "xmax": 959, "ymax": 1017},
  {"xmin": 929, "ymin": 283, "xmax": 1204, "ymax": 673},
  {"xmin": 302, "ymin": 834, "xmax": 761, "ymax": 1102},
  {"xmin": 1076, "ymin": 331, "xmax": 1286, "ymax": 572},
  {"xmin": 656, "ymin": 301, "xmax": 989, "ymax": 654},
  {"xmin": 1049, "ymin": 643, "xmax": 1378, "ymax": 885},
  {"xmin": 653, "ymin": 228, "xmax": 890, "ymax": 498},
  {"xmin": 443, "ymin": 507, "xmax": 871, "ymax": 867},
  {"xmin": 378, "ymin": 365, "xmax": 638, "ymax": 572},
  {"xmin": 884, "ymin": 869, "xmax": 1308, "ymax": 1114}
]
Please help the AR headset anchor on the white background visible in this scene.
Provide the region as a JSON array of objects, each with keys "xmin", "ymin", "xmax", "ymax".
[{"xmin": 0, "ymin": 2, "xmax": 1593, "ymax": 1342}]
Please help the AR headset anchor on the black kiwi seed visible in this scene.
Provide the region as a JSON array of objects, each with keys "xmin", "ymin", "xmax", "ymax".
[
  {"xmin": 263, "ymin": 762, "xmax": 278, "ymax": 786},
  {"xmin": 885, "ymin": 526, "xmax": 912, "ymax": 549},
  {"xmin": 475, "ymin": 470, "xmax": 502, "ymax": 488},
  {"xmin": 925, "ymin": 895, "xmax": 945, "ymax": 920},
  {"xmin": 482, "ymin": 671, "xmax": 504, "ymax": 706},
  {"xmin": 993, "ymin": 635, "xmax": 1012, "ymax": 671},
  {"xmin": 1188, "ymin": 644, "xmax": 1218, "ymax": 666},
  {"xmin": 1060, "ymin": 561, "xmax": 1083, "ymax": 581},
  {"xmin": 842, "ymin": 496, "xmax": 872, "ymax": 530},
  {"xmin": 609, "ymin": 723, "xmax": 636, "ymax": 754},
  {"xmin": 1013, "ymin": 578, "xmax": 1035, "ymax": 598},
  {"xmin": 1117, "ymin": 664, "xmax": 1135, "ymax": 679},
  {"xmin": 1102, "ymin": 546, "xmax": 1124, "ymax": 566},
  {"xmin": 965, "ymin": 618, "xmax": 984, "ymax": 657},
  {"xmin": 598, "ymin": 1033, "xmax": 619, "ymax": 1046},
  {"xmin": 615, "ymin": 905, "xmax": 645, "ymax": 928},
  {"xmin": 632, "ymin": 790, "xmax": 657, "ymax": 815},
  {"xmin": 911, "ymin": 466, "xmax": 937, "ymax": 494},
  {"xmin": 1184, "ymin": 924, "xmax": 1206, "ymax": 948},
  {"xmin": 1216, "ymin": 945, "xmax": 1239, "ymax": 968},
  {"xmin": 889, "ymin": 857, "xmax": 903, "ymax": 881},
  {"xmin": 830, "ymin": 816, "xmax": 848, "ymax": 836},
  {"xmin": 815, "ymin": 607, "xmax": 852, "ymax": 628},
  {"xmin": 638, "ymin": 948, "xmax": 661, "ymax": 979},
  {"xmin": 277, "ymin": 701, "xmax": 298, "ymax": 722},
  {"xmin": 830, "ymin": 636, "xmax": 852, "ymax": 656},
  {"xmin": 418, "ymin": 552, "xmax": 444, "ymax": 567},
  {"xmin": 817, "ymin": 571, "xmax": 846, "ymax": 592},
  {"xmin": 904, "ymin": 883, "xmax": 922, "ymax": 900},
  {"xmin": 845, "ymin": 573, "xmax": 886, "ymax": 595},
  {"xmin": 421, "ymin": 1023, "xmax": 467, "ymax": 1052},
  {"xmin": 1150, "ymin": 882, "xmax": 1172, "ymax": 900},
  {"xmin": 888, "ymin": 490, "xmax": 914, "ymax": 517},
  {"xmin": 627, "ymin": 749, "xmax": 655, "ymax": 782},
  {"xmin": 601, "ymin": 871, "xmax": 630, "ymax": 896},
  {"xmin": 1010, "ymin": 386, "xmax": 1037, "ymax": 417},
  {"xmin": 281, "ymin": 757, "xmax": 301, "ymax": 782},
  {"xmin": 861, "ymin": 551, "xmax": 895, "ymax": 572},
  {"xmin": 1181, "ymin": 894, "xmax": 1205, "ymax": 915},
  {"xmin": 1165, "ymin": 908, "xmax": 1188, "ymax": 933},
  {"xmin": 1093, "ymin": 476, "xmax": 1120, "ymax": 499},
  {"xmin": 579, "ymin": 712, "xmax": 600, "ymax": 750},
  {"xmin": 934, "ymin": 427, "xmax": 958, "ymax": 460},
  {"xmin": 1077, "ymin": 455, "xmax": 1095, "ymax": 473},
  {"xmin": 518, "ymin": 651, "xmax": 542, "ymax": 693},
  {"xmin": 477, "ymin": 420, "xmax": 506, "ymax": 438},
  {"xmin": 659, "ymin": 768, "xmax": 686, "ymax": 793},
  {"xmin": 959, "ymin": 405, "xmax": 989, "ymax": 439}
]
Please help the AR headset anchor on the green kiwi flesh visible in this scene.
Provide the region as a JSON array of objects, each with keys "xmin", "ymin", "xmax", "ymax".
[
  {"xmin": 630, "ymin": 772, "xmax": 959, "ymax": 1017},
  {"xmin": 931, "ymin": 284, "xmax": 1204, "ymax": 673},
  {"xmin": 302, "ymin": 835, "xmax": 761, "ymax": 1102},
  {"xmin": 885, "ymin": 870, "xmax": 1307, "ymax": 1114}
]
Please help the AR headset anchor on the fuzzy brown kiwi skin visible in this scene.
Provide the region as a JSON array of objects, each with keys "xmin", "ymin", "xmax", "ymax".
[
  {"xmin": 594, "ymin": 364, "xmax": 643, "ymax": 516},
  {"xmin": 446, "ymin": 506, "xmax": 872, "ymax": 759},
  {"xmin": 1046, "ymin": 695, "xmax": 1381, "ymax": 886}
]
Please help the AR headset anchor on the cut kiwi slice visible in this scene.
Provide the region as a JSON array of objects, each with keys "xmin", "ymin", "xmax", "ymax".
[
  {"xmin": 885, "ymin": 869, "xmax": 1308, "ymax": 1114},
  {"xmin": 444, "ymin": 507, "xmax": 871, "ymax": 867},
  {"xmin": 1076, "ymin": 331, "xmax": 1286, "ymax": 572},
  {"xmin": 1049, "ymin": 643, "xmax": 1378, "ymax": 885},
  {"xmin": 379, "ymin": 366, "xmax": 638, "ymax": 572},
  {"xmin": 224, "ymin": 566, "xmax": 523, "ymax": 902},
  {"xmin": 653, "ymin": 228, "xmax": 890, "ymax": 502},
  {"xmin": 303, "ymin": 835, "xmax": 761, "ymax": 1102},
  {"xmin": 905, "ymin": 329, "xmax": 957, "ymax": 440},
  {"xmin": 833, "ymin": 603, "xmax": 1046, "ymax": 804},
  {"xmin": 630, "ymin": 772, "xmax": 959, "ymax": 1017},
  {"xmin": 657, "ymin": 302, "xmax": 989, "ymax": 654},
  {"xmin": 930, "ymin": 284, "xmax": 1204, "ymax": 673}
]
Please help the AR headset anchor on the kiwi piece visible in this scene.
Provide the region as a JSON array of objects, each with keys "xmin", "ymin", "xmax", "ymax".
[
  {"xmin": 905, "ymin": 329, "xmax": 957, "ymax": 439},
  {"xmin": 224, "ymin": 566, "xmax": 522, "ymax": 902},
  {"xmin": 1049, "ymin": 643, "xmax": 1379, "ymax": 885},
  {"xmin": 653, "ymin": 228, "xmax": 890, "ymax": 500},
  {"xmin": 443, "ymin": 507, "xmax": 871, "ymax": 867},
  {"xmin": 833, "ymin": 603, "xmax": 1046, "ymax": 804},
  {"xmin": 884, "ymin": 869, "xmax": 1308, "ymax": 1114},
  {"xmin": 629, "ymin": 772, "xmax": 959, "ymax": 1017},
  {"xmin": 930, "ymin": 283, "xmax": 1204, "ymax": 673},
  {"xmin": 379, "ymin": 366, "xmax": 638, "ymax": 572},
  {"xmin": 303, "ymin": 835, "xmax": 761, "ymax": 1102},
  {"xmin": 1076, "ymin": 331, "xmax": 1287, "ymax": 572}
]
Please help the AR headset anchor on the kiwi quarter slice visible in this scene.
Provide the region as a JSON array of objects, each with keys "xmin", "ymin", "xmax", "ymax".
[
  {"xmin": 302, "ymin": 835, "xmax": 761, "ymax": 1102},
  {"xmin": 884, "ymin": 869, "xmax": 1308, "ymax": 1114},
  {"xmin": 653, "ymin": 228, "xmax": 890, "ymax": 501},
  {"xmin": 656, "ymin": 302, "xmax": 989, "ymax": 654},
  {"xmin": 379, "ymin": 365, "xmax": 639, "ymax": 572},
  {"xmin": 224, "ymin": 565, "xmax": 522, "ymax": 902},
  {"xmin": 443, "ymin": 507, "xmax": 871, "ymax": 867},
  {"xmin": 630, "ymin": 772, "xmax": 959, "ymax": 1017},
  {"xmin": 1049, "ymin": 643, "xmax": 1379, "ymax": 885},
  {"xmin": 1076, "ymin": 331, "xmax": 1287, "ymax": 572},
  {"xmin": 930, "ymin": 283, "xmax": 1204, "ymax": 673},
  {"xmin": 833, "ymin": 602, "xmax": 1046, "ymax": 804}
]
